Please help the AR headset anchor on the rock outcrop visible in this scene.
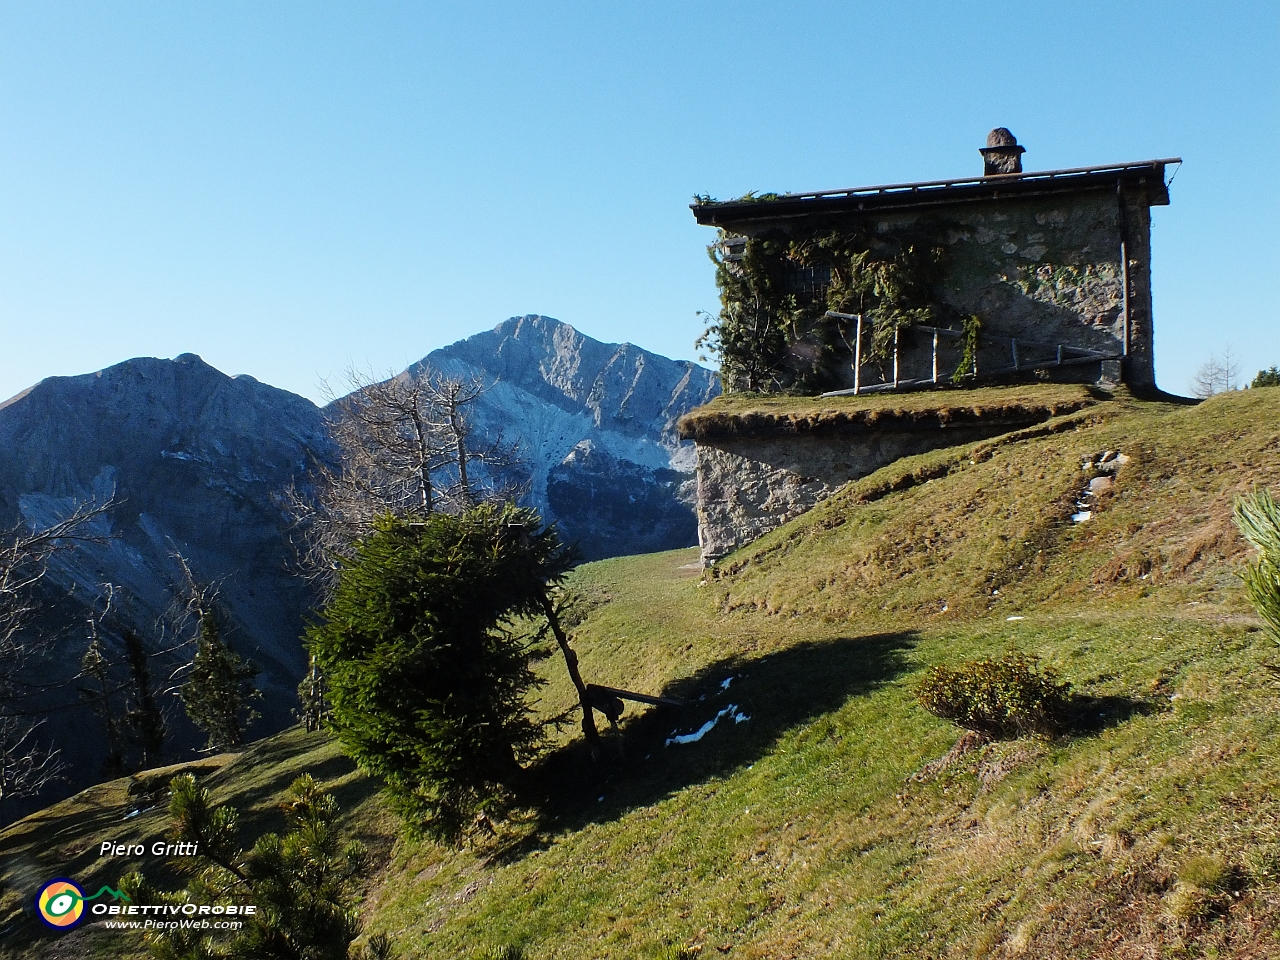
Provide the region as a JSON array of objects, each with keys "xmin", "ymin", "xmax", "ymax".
[{"xmin": 679, "ymin": 387, "xmax": 1101, "ymax": 565}]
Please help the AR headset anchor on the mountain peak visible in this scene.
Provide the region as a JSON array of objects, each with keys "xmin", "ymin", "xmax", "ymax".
[{"xmin": 418, "ymin": 316, "xmax": 716, "ymax": 430}]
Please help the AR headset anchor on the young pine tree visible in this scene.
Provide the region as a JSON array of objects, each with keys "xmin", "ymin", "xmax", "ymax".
[
  {"xmin": 179, "ymin": 610, "xmax": 260, "ymax": 751},
  {"xmin": 1234, "ymin": 488, "xmax": 1280, "ymax": 642},
  {"xmin": 307, "ymin": 503, "xmax": 578, "ymax": 841},
  {"xmin": 121, "ymin": 772, "xmax": 390, "ymax": 960}
]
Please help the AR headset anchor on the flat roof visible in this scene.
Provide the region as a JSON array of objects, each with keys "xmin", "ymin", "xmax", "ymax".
[{"xmin": 691, "ymin": 158, "xmax": 1180, "ymax": 227}]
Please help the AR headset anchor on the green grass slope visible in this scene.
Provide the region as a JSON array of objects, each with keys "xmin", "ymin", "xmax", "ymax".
[{"xmin": 6, "ymin": 386, "xmax": 1280, "ymax": 959}]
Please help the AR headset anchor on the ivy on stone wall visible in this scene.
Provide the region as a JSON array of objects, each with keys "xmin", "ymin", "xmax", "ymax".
[
  {"xmin": 698, "ymin": 226, "xmax": 968, "ymax": 394},
  {"xmin": 695, "ymin": 233, "xmax": 799, "ymax": 394},
  {"xmin": 951, "ymin": 314, "xmax": 984, "ymax": 383}
]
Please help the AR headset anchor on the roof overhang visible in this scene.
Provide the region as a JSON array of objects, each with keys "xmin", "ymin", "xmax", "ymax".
[{"xmin": 691, "ymin": 159, "xmax": 1180, "ymax": 228}]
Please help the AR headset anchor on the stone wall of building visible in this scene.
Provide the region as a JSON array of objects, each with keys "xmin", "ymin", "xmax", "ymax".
[
  {"xmin": 693, "ymin": 419, "xmax": 1028, "ymax": 565},
  {"xmin": 933, "ymin": 189, "xmax": 1154, "ymax": 387},
  {"xmin": 730, "ymin": 184, "xmax": 1160, "ymax": 390}
]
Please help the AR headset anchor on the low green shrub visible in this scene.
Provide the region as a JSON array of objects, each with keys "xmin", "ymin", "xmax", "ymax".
[
  {"xmin": 915, "ymin": 651, "xmax": 1071, "ymax": 738},
  {"xmin": 480, "ymin": 947, "xmax": 526, "ymax": 960}
]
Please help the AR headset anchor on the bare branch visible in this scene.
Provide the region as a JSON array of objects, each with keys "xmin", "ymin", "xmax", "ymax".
[
  {"xmin": 0, "ymin": 716, "xmax": 66, "ymax": 805},
  {"xmin": 1191, "ymin": 348, "xmax": 1242, "ymax": 399},
  {"xmin": 0, "ymin": 497, "xmax": 116, "ymax": 653},
  {"xmin": 284, "ymin": 365, "xmax": 525, "ymax": 589},
  {"xmin": 0, "ymin": 497, "xmax": 118, "ymax": 806}
]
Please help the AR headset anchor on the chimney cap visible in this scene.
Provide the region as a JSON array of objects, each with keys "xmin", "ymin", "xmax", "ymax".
[
  {"xmin": 984, "ymin": 127, "xmax": 1021, "ymax": 149},
  {"xmin": 980, "ymin": 127, "xmax": 1026, "ymax": 156},
  {"xmin": 980, "ymin": 128, "xmax": 1026, "ymax": 175}
]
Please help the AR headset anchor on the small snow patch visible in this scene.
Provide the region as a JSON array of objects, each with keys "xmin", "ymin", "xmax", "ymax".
[
  {"xmin": 720, "ymin": 677, "xmax": 733, "ymax": 691},
  {"xmin": 1006, "ymin": 616, "xmax": 1025, "ymax": 622},
  {"xmin": 665, "ymin": 704, "xmax": 750, "ymax": 746}
]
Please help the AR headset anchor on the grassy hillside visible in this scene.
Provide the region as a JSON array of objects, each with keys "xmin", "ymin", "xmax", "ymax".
[{"xmin": 6, "ymin": 386, "xmax": 1280, "ymax": 959}]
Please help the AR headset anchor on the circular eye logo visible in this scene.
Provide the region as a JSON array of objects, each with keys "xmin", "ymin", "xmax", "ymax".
[
  {"xmin": 34, "ymin": 879, "xmax": 132, "ymax": 929},
  {"xmin": 36, "ymin": 880, "xmax": 86, "ymax": 931},
  {"xmin": 37, "ymin": 878, "xmax": 86, "ymax": 929}
]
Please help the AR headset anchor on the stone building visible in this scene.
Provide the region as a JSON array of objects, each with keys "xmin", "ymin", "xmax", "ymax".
[
  {"xmin": 691, "ymin": 131, "xmax": 1179, "ymax": 393},
  {"xmin": 680, "ymin": 133, "xmax": 1179, "ymax": 564}
]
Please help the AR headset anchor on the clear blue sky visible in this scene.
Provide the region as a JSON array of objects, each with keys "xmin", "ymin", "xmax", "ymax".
[{"xmin": 2, "ymin": 1, "xmax": 1276, "ymax": 403}]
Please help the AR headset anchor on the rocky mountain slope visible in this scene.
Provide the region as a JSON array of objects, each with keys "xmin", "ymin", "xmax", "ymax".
[
  {"xmin": 0, "ymin": 354, "xmax": 331, "ymax": 819},
  {"xmin": 0, "ymin": 318, "xmax": 717, "ymax": 818},
  {"xmin": 409, "ymin": 315, "xmax": 719, "ymax": 559}
]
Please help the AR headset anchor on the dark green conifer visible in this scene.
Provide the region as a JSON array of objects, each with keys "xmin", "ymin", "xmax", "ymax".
[
  {"xmin": 179, "ymin": 609, "xmax": 260, "ymax": 751},
  {"xmin": 1252, "ymin": 366, "xmax": 1280, "ymax": 388},
  {"xmin": 79, "ymin": 632, "xmax": 126, "ymax": 778},
  {"xmin": 297, "ymin": 654, "xmax": 330, "ymax": 732},
  {"xmin": 307, "ymin": 502, "xmax": 577, "ymax": 841},
  {"xmin": 122, "ymin": 629, "xmax": 166, "ymax": 767}
]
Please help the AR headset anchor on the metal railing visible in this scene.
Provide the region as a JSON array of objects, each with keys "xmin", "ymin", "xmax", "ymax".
[{"xmin": 820, "ymin": 311, "xmax": 1120, "ymax": 397}]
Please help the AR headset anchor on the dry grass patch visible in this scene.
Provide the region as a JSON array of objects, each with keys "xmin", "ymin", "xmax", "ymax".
[{"xmin": 678, "ymin": 383, "xmax": 1102, "ymax": 440}]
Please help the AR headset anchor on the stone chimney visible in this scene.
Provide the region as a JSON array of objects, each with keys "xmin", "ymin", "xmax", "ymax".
[{"xmin": 980, "ymin": 128, "xmax": 1026, "ymax": 176}]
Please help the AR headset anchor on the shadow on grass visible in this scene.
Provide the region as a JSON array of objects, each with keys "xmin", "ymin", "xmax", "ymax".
[
  {"xmin": 195, "ymin": 731, "xmax": 381, "ymax": 849},
  {"xmin": 1063, "ymin": 693, "xmax": 1155, "ymax": 737},
  {"xmin": 510, "ymin": 631, "xmax": 916, "ymax": 855}
]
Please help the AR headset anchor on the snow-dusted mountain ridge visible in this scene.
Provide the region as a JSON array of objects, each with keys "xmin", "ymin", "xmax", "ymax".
[{"xmin": 399, "ymin": 315, "xmax": 720, "ymax": 557}]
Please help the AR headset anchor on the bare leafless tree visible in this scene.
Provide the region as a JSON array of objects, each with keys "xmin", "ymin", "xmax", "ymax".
[
  {"xmin": 1191, "ymin": 347, "xmax": 1242, "ymax": 399},
  {"xmin": 285, "ymin": 365, "xmax": 523, "ymax": 587},
  {"xmin": 0, "ymin": 497, "xmax": 114, "ymax": 806},
  {"xmin": 160, "ymin": 550, "xmax": 232, "ymax": 699},
  {"xmin": 0, "ymin": 716, "xmax": 64, "ymax": 805},
  {"xmin": 424, "ymin": 372, "xmax": 526, "ymax": 513}
]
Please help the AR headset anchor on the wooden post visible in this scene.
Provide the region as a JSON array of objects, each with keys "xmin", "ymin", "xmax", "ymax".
[
  {"xmin": 1121, "ymin": 239, "xmax": 1130, "ymax": 357},
  {"xmin": 1118, "ymin": 182, "xmax": 1131, "ymax": 358},
  {"xmin": 932, "ymin": 331, "xmax": 939, "ymax": 384},
  {"xmin": 893, "ymin": 326, "xmax": 900, "ymax": 388},
  {"xmin": 854, "ymin": 314, "xmax": 863, "ymax": 395},
  {"xmin": 1057, "ymin": 345, "xmax": 1063, "ymax": 365},
  {"xmin": 1012, "ymin": 338, "xmax": 1019, "ymax": 370}
]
